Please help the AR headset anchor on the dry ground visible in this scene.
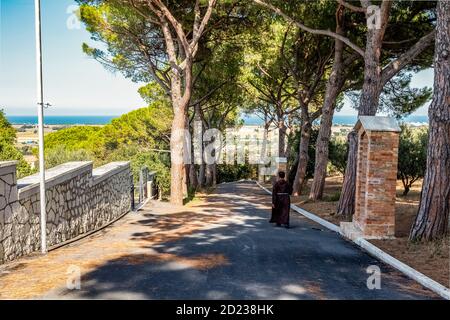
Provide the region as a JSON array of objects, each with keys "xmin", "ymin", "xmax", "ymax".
[{"xmin": 266, "ymin": 176, "xmax": 449, "ymax": 288}]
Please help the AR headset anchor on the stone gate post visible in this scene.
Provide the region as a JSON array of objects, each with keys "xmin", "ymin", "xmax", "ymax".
[{"xmin": 341, "ymin": 116, "xmax": 401, "ymax": 239}]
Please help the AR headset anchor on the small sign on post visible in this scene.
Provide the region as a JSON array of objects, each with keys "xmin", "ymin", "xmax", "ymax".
[
  {"xmin": 130, "ymin": 174, "xmax": 135, "ymax": 211},
  {"xmin": 147, "ymin": 172, "xmax": 156, "ymax": 199},
  {"xmin": 139, "ymin": 168, "xmax": 144, "ymax": 204}
]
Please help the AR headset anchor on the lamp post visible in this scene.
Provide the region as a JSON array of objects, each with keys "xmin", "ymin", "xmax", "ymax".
[{"xmin": 34, "ymin": 0, "xmax": 47, "ymax": 254}]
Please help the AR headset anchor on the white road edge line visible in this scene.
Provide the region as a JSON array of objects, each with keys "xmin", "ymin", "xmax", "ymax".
[{"xmin": 254, "ymin": 180, "xmax": 450, "ymax": 300}]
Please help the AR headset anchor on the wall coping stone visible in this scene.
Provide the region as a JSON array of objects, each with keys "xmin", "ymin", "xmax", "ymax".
[
  {"xmin": 92, "ymin": 161, "xmax": 131, "ymax": 185},
  {"xmin": 0, "ymin": 161, "xmax": 18, "ymax": 169},
  {"xmin": 0, "ymin": 161, "xmax": 18, "ymax": 176},
  {"xmin": 17, "ymin": 161, "xmax": 93, "ymax": 199}
]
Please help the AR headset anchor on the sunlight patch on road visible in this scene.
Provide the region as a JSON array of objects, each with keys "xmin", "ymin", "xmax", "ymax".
[{"xmin": 282, "ymin": 284, "xmax": 306, "ymax": 295}]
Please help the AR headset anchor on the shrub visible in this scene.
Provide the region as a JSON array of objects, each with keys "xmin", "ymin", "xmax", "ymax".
[
  {"xmin": 0, "ymin": 110, "xmax": 34, "ymax": 178},
  {"xmin": 398, "ymin": 124, "xmax": 428, "ymax": 196},
  {"xmin": 217, "ymin": 163, "xmax": 258, "ymax": 183},
  {"xmin": 0, "ymin": 110, "xmax": 16, "ymax": 145},
  {"xmin": 0, "ymin": 142, "xmax": 34, "ymax": 178},
  {"xmin": 44, "ymin": 145, "xmax": 93, "ymax": 169},
  {"xmin": 328, "ymin": 137, "xmax": 348, "ymax": 175},
  {"xmin": 287, "ymin": 126, "xmax": 319, "ymax": 185},
  {"xmin": 106, "ymin": 145, "xmax": 171, "ymax": 198}
]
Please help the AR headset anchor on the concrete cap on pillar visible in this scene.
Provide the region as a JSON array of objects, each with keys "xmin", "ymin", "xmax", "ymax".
[{"xmin": 355, "ymin": 116, "xmax": 401, "ymax": 132}]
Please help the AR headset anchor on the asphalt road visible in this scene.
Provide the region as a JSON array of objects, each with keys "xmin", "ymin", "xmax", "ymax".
[{"xmin": 43, "ymin": 181, "xmax": 438, "ymax": 300}]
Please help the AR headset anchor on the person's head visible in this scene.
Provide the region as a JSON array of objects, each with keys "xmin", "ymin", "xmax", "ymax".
[{"xmin": 278, "ymin": 171, "xmax": 286, "ymax": 180}]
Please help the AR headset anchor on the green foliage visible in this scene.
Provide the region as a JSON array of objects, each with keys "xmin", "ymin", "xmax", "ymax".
[
  {"xmin": 106, "ymin": 145, "xmax": 171, "ymax": 198},
  {"xmin": 398, "ymin": 124, "xmax": 428, "ymax": 196},
  {"xmin": 0, "ymin": 110, "xmax": 33, "ymax": 178},
  {"xmin": 346, "ymin": 72, "xmax": 433, "ymax": 117},
  {"xmin": 0, "ymin": 110, "xmax": 17, "ymax": 145},
  {"xmin": 323, "ymin": 192, "xmax": 341, "ymax": 202},
  {"xmin": 380, "ymin": 72, "xmax": 432, "ymax": 119},
  {"xmin": 328, "ymin": 137, "xmax": 348, "ymax": 175},
  {"xmin": 217, "ymin": 164, "xmax": 258, "ymax": 183},
  {"xmin": 138, "ymin": 82, "xmax": 168, "ymax": 105},
  {"xmin": 43, "ymin": 102, "xmax": 172, "ymax": 197},
  {"xmin": 287, "ymin": 127, "xmax": 319, "ymax": 183},
  {"xmin": 0, "ymin": 142, "xmax": 34, "ymax": 178},
  {"xmin": 101, "ymin": 101, "xmax": 172, "ymax": 154},
  {"xmin": 44, "ymin": 146, "xmax": 93, "ymax": 169},
  {"xmin": 45, "ymin": 126, "xmax": 100, "ymax": 151}
]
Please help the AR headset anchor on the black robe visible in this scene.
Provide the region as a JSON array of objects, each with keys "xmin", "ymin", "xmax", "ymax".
[{"xmin": 271, "ymin": 179, "xmax": 293, "ymax": 225}]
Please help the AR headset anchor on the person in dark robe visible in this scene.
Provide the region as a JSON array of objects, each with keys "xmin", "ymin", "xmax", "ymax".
[{"xmin": 270, "ymin": 171, "xmax": 293, "ymax": 228}]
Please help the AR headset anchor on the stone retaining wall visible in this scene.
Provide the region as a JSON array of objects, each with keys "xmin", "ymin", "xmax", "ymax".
[{"xmin": 0, "ymin": 161, "xmax": 132, "ymax": 264}]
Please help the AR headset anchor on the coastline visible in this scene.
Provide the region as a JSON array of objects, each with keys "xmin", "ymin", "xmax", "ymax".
[
  {"xmin": 8, "ymin": 114, "xmax": 430, "ymax": 126},
  {"xmin": 7, "ymin": 115, "xmax": 118, "ymax": 126}
]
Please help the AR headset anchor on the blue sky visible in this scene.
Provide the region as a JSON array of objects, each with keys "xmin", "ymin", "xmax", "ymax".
[
  {"xmin": 0, "ymin": 0, "xmax": 144, "ymax": 116},
  {"xmin": 0, "ymin": 0, "xmax": 432, "ymax": 116}
]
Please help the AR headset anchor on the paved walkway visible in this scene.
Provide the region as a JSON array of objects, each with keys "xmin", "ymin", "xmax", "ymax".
[{"xmin": 0, "ymin": 182, "xmax": 438, "ymax": 299}]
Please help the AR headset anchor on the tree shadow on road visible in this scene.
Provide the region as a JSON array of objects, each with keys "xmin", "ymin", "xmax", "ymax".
[{"xmin": 52, "ymin": 182, "xmax": 439, "ymax": 300}]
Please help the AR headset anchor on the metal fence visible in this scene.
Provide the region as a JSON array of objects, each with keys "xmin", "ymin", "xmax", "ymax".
[{"xmin": 131, "ymin": 167, "xmax": 157, "ymax": 211}]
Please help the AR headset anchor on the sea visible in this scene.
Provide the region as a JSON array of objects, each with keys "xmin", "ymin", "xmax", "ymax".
[
  {"xmin": 7, "ymin": 114, "xmax": 429, "ymax": 126},
  {"xmin": 7, "ymin": 115, "xmax": 117, "ymax": 126}
]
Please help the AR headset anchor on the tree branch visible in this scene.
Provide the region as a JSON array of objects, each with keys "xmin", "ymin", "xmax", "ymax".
[
  {"xmin": 253, "ymin": 0, "xmax": 365, "ymax": 56},
  {"xmin": 337, "ymin": 0, "xmax": 366, "ymax": 13},
  {"xmin": 190, "ymin": 0, "xmax": 218, "ymax": 56},
  {"xmin": 151, "ymin": 0, "xmax": 190, "ymax": 57},
  {"xmin": 381, "ymin": 30, "xmax": 435, "ymax": 86}
]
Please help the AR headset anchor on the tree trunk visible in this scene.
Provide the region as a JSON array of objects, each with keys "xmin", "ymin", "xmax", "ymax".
[
  {"xmin": 183, "ymin": 164, "xmax": 189, "ymax": 198},
  {"xmin": 310, "ymin": 6, "xmax": 346, "ymax": 201},
  {"xmin": 338, "ymin": 38, "xmax": 383, "ymax": 211},
  {"xmin": 205, "ymin": 163, "xmax": 214, "ymax": 187},
  {"xmin": 308, "ymin": 86, "xmax": 342, "ymax": 200},
  {"xmin": 212, "ymin": 163, "xmax": 217, "ymax": 186},
  {"xmin": 285, "ymin": 131, "xmax": 292, "ymax": 161},
  {"xmin": 278, "ymin": 119, "xmax": 287, "ymax": 158},
  {"xmin": 258, "ymin": 121, "xmax": 270, "ymax": 183},
  {"xmin": 170, "ymin": 108, "xmax": 187, "ymax": 205},
  {"xmin": 335, "ymin": 3, "xmax": 390, "ymax": 214},
  {"xmin": 189, "ymin": 164, "xmax": 198, "ymax": 190},
  {"xmin": 193, "ymin": 103, "xmax": 204, "ymax": 188},
  {"xmin": 199, "ymin": 163, "xmax": 206, "ymax": 187},
  {"xmin": 169, "ymin": 65, "xmax": 192, "ymax": 205},
  {"xmin": 402, "ymin": 185, "xmax": 410, "ymax": 197},
  {"xmin": 188, "ymin": 133, "xmax": 198, "ymax": 190},
  {"xmin": 410, "ymin": 1, "xmax": 450, "ymax": 241},
  {"xmin": 336, "ymin": 131, "xmax": 358, "ymax": 218},
  {"xmin": 292, "ymin": 120, "xmax": 312, "ymax": 196}
]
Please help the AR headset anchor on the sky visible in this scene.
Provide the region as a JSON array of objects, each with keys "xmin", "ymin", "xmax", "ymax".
[
  {"xmin": 0, "ymin": 0, "xmax": 432, "ymax": 117},
  {"xmin": 0, "ymin": 0, "xmax": 144, "ymax": 116}
]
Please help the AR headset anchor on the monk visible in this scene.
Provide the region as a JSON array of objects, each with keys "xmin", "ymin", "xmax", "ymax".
[{"xmin": 270, "ymin": 171, "xmax": 293, "ymax": 228}]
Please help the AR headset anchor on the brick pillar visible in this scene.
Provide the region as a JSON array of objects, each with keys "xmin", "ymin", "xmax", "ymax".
[{"xmin": 341, "ymin": 116, "xmax": 400, "ymax": 239}]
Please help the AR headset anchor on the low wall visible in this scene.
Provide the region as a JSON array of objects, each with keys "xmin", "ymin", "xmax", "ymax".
[{"xmin": 0, "ymin": 161, "xmax": 132, "ymax": 264}]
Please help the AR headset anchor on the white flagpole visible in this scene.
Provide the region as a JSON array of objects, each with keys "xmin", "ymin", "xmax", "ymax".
[{"xmin": 34, "ymin": 0, "xmax": 47, "ymax": 254}]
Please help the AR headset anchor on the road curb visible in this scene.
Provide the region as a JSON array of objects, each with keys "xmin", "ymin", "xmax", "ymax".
[{"xmin": 255, "ymin": 180, "xmax": 450, "ymax": 300}]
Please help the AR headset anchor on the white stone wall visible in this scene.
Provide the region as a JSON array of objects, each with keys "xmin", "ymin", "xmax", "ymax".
[{"xmin": 0, "ymin": 161, "xmax": 132, "ymax": 264}]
